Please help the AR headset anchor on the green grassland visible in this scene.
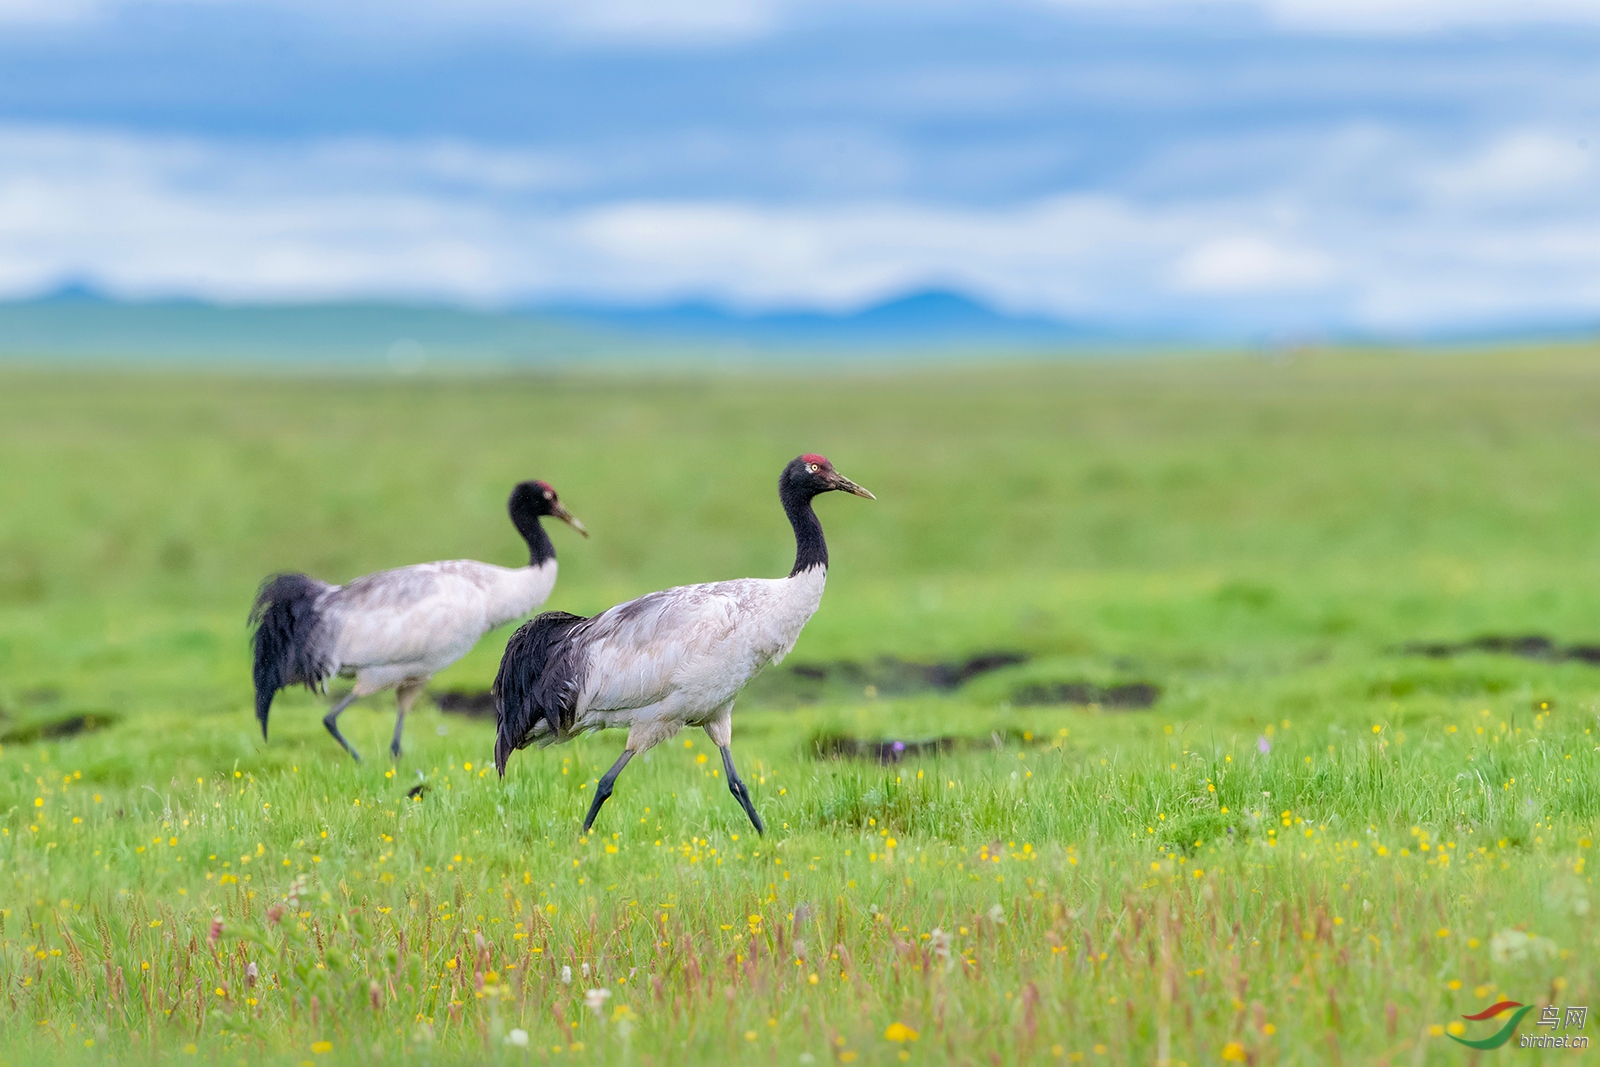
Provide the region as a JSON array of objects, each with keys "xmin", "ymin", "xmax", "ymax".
[{"xmin": 1, "ymin": 349, "xmax": 1597, "ymax": 1065}]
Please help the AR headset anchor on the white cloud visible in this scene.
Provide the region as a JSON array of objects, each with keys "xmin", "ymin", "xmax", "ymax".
[
  {"xmin": 1257, "ymin": 0, "xmax": 1600, "ymax": 33},
  {"xmin": 0, "ymin": 127, "xmax": 551, "ymax": 301},
  {"xmin": 569, "ymin": 195, "xmax": 1198, "ymax": 314},
  {"xmin": 1031, "ymin": 0, "xmax": 1600, "ymax": 33},
  {"xmin": 6, "ymin": 0, "xmax": 1600, "ymax": 38},
  {"xmin": 0, "ymin": 123, "xmax": 1598, "ymax": 334},
  {"xmin": 0, "ymin": 0, "xmax": 783, "ymax": 42},
  {"xmin": 1169, "ymin": 236, "xmax": 1333, "ymax": 294},
  {"xmin": 1426, "ymin": 131, "xmax": 1594, "ymax": 203},
  {"xmin": 0, "ymin": 0, "xmax": 96, "ymax": 23},
  {"xmin": 553, "ymin": 0, "xmax": 778, "ymax": 42}
]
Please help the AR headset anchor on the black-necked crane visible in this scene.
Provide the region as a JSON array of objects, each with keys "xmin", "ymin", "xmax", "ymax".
[
  {"xmin": 250, "ymin": 480, "xmax": 586, "ymax": 761},
  {"xmin": 492, "ymin": 454, "xmax": 873, "ymax": 833}
]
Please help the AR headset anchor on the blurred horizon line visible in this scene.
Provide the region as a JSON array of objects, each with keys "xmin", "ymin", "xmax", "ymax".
[{"xmin": 0, "ymin": 280, "xmax": 1595, "ymax": 370}]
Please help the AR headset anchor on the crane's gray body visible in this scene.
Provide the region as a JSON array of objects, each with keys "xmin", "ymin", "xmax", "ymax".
[
  {"xmin": 313, "ymin": 558, "xmax": 558, "ymax": 691},
  {"xmin": 496, "ymin": 564, "xmax": 824, "ymax": 761}
]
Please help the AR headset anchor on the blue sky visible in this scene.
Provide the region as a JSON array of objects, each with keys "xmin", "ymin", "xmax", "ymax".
[{"xmin": 0, "ymin": 0, "xmax": 1596, "ymax": 336}]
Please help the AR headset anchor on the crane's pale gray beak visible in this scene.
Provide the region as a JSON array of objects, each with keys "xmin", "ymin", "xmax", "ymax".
[
  {"xmin": 552, "ymin": 502, "xmax": 589, "ymax": 537},
  {"xmin": 832, "ymin": 473, "xmax": 875, "ymax": 499}
]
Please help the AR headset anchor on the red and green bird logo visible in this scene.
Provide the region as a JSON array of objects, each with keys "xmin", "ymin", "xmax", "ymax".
[{"xmin": 1448, "ymin": 1001, "xmax": 1535, "ymax": 1050}]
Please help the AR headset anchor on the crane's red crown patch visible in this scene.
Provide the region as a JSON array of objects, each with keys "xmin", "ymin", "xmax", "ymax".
[{"xmin": 801, "ymin": 453, "xmax": 830, "ymax": 468}]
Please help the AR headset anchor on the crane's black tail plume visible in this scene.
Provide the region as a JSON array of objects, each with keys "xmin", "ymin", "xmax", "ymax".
[
  {"xmin": 249, "ymin": 573, "xmax": 332, "ymax": 739},
  {"xmin": 494, "ymin": 610, "xmax": 590, "ymax": 775}
]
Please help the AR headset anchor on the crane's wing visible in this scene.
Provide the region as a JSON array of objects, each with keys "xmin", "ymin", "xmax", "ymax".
[
  {"xmin": 571, "ymin": 581, "xmax": 756, "ymax": 714},
  {"xmin": 322, "ymin": 561, "xmax": 494, "ymax": 668},
  {"xmin": 493, "ymin": 579, "xmax": 773, "ymax": 770}
]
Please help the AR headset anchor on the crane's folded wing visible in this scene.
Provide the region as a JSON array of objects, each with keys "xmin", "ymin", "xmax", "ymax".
[
  {"xmin": 324, "ymin": 564, "xmax": 492, "ymax": 668},
  {"xmin": 573, "ymin": 583, "xmax": 752, "ymax": 713}
]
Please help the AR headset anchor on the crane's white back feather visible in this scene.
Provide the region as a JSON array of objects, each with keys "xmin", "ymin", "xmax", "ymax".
[
  {"xmin": 568, "ymin": 565, "xmax": 826, "ymax": 734},
  {"xmin": 320, "ymin": 558, "xmax": 557, "ymax": 684}
]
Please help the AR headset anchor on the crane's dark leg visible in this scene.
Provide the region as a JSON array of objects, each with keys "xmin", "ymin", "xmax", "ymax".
[
  {"xmin": 323, "ymin": 691, "xmax": 363, "ymax": 761},
  {"xmin": 719, "ymin": 745, "xmax": 766, "ymax": 836},
  {"xmin": 391, "ymin": 678, "xmax": 426, "ymax": 760},
  {"xmin": 582, "ymin": 749, "xmax": 634, "ymax": 833}
]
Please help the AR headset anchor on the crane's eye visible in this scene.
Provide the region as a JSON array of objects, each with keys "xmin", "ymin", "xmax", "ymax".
[
  {"xmin": 806, "ymin": 463, "xmax": 819, "ymax": 473},
  {"xmin": 543, "ymin": 490, "xmax": 553, "ymax": 500}
]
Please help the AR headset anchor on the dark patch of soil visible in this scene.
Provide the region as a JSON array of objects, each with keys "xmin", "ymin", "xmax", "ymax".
[
  {"xmin": 434, "ymin": 690, "xmax": 496, "ymax": 718},
  {"xmin": 1010, "ymin": 681, "xmax": 1162, "ymax": 709},
  {"xmin": 1397, "ymin": 633, "xmax": 1600, "ymax": 664},
  {"xmin": 434, "ymin": 651, "xmax": 1033, "ymax": 717},
  {"xmin": 0, "ymin": 711, "xmax": 118, "ymax": 744},
  {"xmin": 811, "ymin": 727, "xmax": 1044, "ymax": 764},
  {"xmin": 812, "ymin": 735, "xmax": 959, "ymax": 763},
  {"xmin": 749, "ymin": 651, "xmax": 1029, "ymax": 707}
]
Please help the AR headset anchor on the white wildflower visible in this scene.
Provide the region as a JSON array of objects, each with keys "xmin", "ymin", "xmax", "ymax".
[
  {"xmin": 1490, "ymin": 929, "xmax": 1558, "ymax": 964},
  {"xmin": 929, "ymin": 928, "xmax": 954, "ymax": 973}
]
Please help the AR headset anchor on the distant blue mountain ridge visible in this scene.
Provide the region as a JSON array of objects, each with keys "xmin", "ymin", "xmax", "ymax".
[
  {"xmin": 550, "ymin": 290, "xmax": 1094, "ymax": 344},
  {"xmin": 0, "ymin": 285, "xmax": 1589, "ymax": 365},
  {"xmin": 0, "ymin": 286, "xmax": 1106, "ymax": 365}
]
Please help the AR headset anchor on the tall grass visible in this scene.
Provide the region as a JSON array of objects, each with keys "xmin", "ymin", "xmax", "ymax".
[{"xmin": 2, "ymin": 349, "xmax": 1599, "ymax": 1063}]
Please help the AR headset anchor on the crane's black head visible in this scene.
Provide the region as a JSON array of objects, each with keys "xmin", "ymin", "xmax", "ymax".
[
  {"xmin": 780, "ymin": 454, "xmax": 875, "ymax": 505},
  {"xmin": 510, "ymin": 480, "xmax": 587, "ymax": 534},
  {"xmin": 509, "ymin": 480, "xmax": 587, "ymax": 564},
  {"xmin": 779, "ymin": 455, "xmax": 872, "ymax": 576}
]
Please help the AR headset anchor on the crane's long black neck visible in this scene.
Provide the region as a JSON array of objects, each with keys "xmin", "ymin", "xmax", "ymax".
[
  {"xmin": 782, "ymin": 484, "xmax": 828, "ymax": 577},
  {"xmin": 512, "ymin": 513, "xmax": 556, "ymax": 568}
]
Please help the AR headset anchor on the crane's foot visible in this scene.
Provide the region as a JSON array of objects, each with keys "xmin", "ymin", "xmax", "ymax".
[
  {"xmin": 323, "ymin": 692, "xmax": 362, "ymax": 761},
  {"xmin": 582, "ymin": 749, "xmax": 635, "ymax": 833},
  {"xmin": 324, "ymin": 717, "xmax": 361, "ymax": 761},
  {"xmin": 720, "ymin": 745, "xmax": 766, "ymax": 835}
]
